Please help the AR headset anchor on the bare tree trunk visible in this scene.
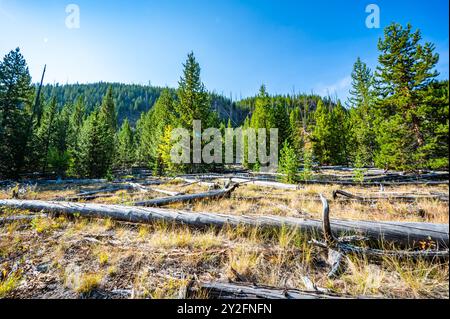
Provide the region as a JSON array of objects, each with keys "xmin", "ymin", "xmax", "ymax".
[
  {"xmin": 0, "ymin": 199, "xmax": 447, "ymax": 247},
  {"xmin": 134, "ymin": 185, "xmax": 238, "ymax": 207},
  {"xmin": 189, "ymin": 281, "xmax": 365, "ymax": 299}
]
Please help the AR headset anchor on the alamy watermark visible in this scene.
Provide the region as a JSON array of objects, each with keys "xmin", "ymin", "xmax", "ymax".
[
  {"xmin": 365, "ymin": 4, "xmax": 380, "ymax": 29},
  {"xmin": 169, "ymin": 121, "xmax": 279, "ymax": 172},
  {"xmin": 65, "ymin": 4, "xmax": 80, "ymax": 29}
]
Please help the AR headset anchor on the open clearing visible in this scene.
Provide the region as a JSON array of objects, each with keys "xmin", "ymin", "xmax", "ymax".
[{"xmin": 0, "ymin": 169, "xmax": 448, "ymax": 299}]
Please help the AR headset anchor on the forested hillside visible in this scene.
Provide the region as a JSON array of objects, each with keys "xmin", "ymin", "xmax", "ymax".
[{"xmin": 41, "ymin": 83, "xmax": 250, "ymax": 127}]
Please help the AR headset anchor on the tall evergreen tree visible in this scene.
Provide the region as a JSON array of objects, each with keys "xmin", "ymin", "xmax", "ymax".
[
  {"xmin": 174, "ymin": 52, "xmax": 211, "ymax": 128},
  {"xmin": 115, "ymin": 119, "xmax": 135, "ymax": 169},
  {"xmin": 47, "ymin": 104, "xmax": 71, "ymax": 176},
  {"xmin": 278, "ymin": 141, "xmax": 300, "ymax": 183},
  {"xmin": 311, "ymin": 100, "xmax": 333, "ymax": 165},
  {"xmin": 36, "ymin": 96, "xmax": 58, "ymax": 174},
  {"xmin": 172, "ymin": 52, "xmax": 214, "ymax": 173},
  {"xmin": 0, "ymin": 48, "xmax": 34, "ymax": 178},
  {"xmin": 330, "ymin": 101, "xmax": 350, "ymax": 165},
  {"xmin": 415, "ymin": 80, "xmax": 449, "ymax": 169},
  {"xmin": 99, "ymin": 86, "xmax": 118, "ymax": 132},
  {"xmin": 76, "ymin": 110, "xmax": 113, "ymax": 178},
  {"xmin": 98, "ymin": 86, "xmax": 117, "ymax": 168},
  {"xmin": 347, "ymin": 58, "xmax": 377, "ymax": 165},
  {"xmin": 66, "ymin": 97, "xmax": 86, "ymax": 177},
  {"xmin": 137, "ymin": 88, "xmax": 175, "ymax": 168},
  {"xmin": 374, "ymin": 23, "xmax": 439, "ymax": 170}
]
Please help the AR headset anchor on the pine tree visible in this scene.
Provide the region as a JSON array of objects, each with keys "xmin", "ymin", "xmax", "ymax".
[
  {"xmin": 98, "ymin": 86, "xmax": 117, "ymax": 169},
  {"xmin": 36, "ymin": 96, "xmax": 58, "ymax": 174},
  {"xmin": 76, "ymin": 110, "xmax": 113, "ymax": 178},
  {"xmin": 374, "ymin": 23, "xmax": 439, "ymax": 170},
  {"xmin": 347, "ymin": 58, "xmax": 377, "ymax": 165},
  {"xmin": 415, "ymin": 80, "xmax": 449, "ymax": 169},
  {"xmin": 311, "ymin": 100, "xmax": 333, "ymax": 165},
  {"xmin": 116, "ymin": 119, "xmax": 135, "ymax": 169},
  {"xmin": 66, "ymin": 97, "xmax": 86, "ymax": 177},
  {"xmin": 157, "ymin": 124, "xmax": 184, "ymax": 175},
  {"xmin": 47, "ymin": 104, "xmax": 71, "ymax": 176},
  {"xmin": 172, "ymin": 52, "xmax": 213, "ymax": 173},
  {"xmin": 174, "ymin": 52, "xmax": 211, "ymax": 128},
  {"xmin": 278, "ymin": 141, "xmax": 300, "ymax": 184},
  {"xmin": 68, "ymin": 96, "xmax": 85, "ymax": 149},
  {"xmin": 289, "ymin": 107, "xmax": 304, "ymax": 155},
  {"xmin": 137, "ymin": 88, "xmax": 175, "ymax": 168},
  {"xmin": 99, "ymin": 86, "xmax": 117, "ymax": 132},
  {"xmin": 249, "ymin": 85, "xmax": 277, "ymax": 171},
  {"xmin": 330, "ymin": 101, "xmax": 349, "ymax": 165},
  {"xmin": 0, "ymin": 48, "xmax": 34, "ymax": 179}
]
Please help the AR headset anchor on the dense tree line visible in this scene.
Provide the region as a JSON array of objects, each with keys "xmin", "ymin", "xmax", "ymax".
[
  {"xmin": 0, "ymin": 23, "xmax": 448, "ymax": 180},
  {"xmin": 40, "ymin": 83, "xmax": 248, "ymax": 127}
]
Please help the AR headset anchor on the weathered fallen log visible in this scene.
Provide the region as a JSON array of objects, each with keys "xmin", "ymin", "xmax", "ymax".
[
  {"xmin": 133, "ymin": 185, "xmax": 239, "ymax": 207},
  {"xmin": 52, "ymin": 184, "xmax": 137, "ymax": 202},
  {"xmin": 229, "ymin": 178, "xmax": 298, "ymax": 190},
  {"xmin": 300, "ymin": 180, "xmax": 449, "ymax": 186},
  {"xmin": 55, "ymin": 194, "xmax": 115, "ymax": 202},
  {"xmin": 128, "ymin": 181, "xmax": 183, "ymax": 196},
  {"xmin": 0, "ymin": 199, "xmax": 448, "ymax": 247},
  {"xmin": 0, "ymin": 214, "xmax": 46, "ymax": 225},
  {"xmin": 333, "ymin": 190, "xmax": 449, "ymax": 203},
  {"xmin": 363, "ymin": 172, "xmax": 449, "ymax": 183},
  {"xmin": 177, "ymin": 178, "xmax": 218, "ymax": 188},
  {"xmin": 191, "ymin": 281, "xmax": 360, "ymax": 299},
  {"xmin": 312, "ymin": 194, "xmax": 448, "ymax": 280},
  {"xmin": 27, "ymin": 179, "xmax": 107, "ymax": 186}
]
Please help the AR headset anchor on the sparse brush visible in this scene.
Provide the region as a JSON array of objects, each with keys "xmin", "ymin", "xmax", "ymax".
[
  {"xmin": 76, "ymin": 273, "xmax": 102, "ymax": 294},
  {"xmin": 98, "ymin": 251, "xmax": 109, "ymax": 266},
  {"xmin": 226, "ymin": 246, "xmax": 261, "ymax": 281},
  {"xmin": 0, "ymin": 272, "xmax": 21, "ymax": 298},
  {"xmin": 30, "ymin": 216, "xmax": 65, "ymax": 234}
]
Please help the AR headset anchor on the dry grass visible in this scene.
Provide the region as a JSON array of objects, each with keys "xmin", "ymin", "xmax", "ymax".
[{"xmin": 0, "ymin": 178, "xmax": 448, "ymax": 299}]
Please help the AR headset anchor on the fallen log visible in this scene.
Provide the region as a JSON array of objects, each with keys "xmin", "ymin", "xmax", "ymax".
[
  {"xmin": 0, "ymin": 199, "xmax": 447, "ymax": 247},
  {"xmin": 363, "ymin": 172, "xmax": 449, "ymax": 183},
  {"xmin": 177, "ymin": 178, "xmax": 218, "ymax": 188},
  {"xmin": 229, "ymin": 178, "xmax": 298, "ymax": 190},
  {"xmin": 311, "ymin": 194, "xmax": 448, "ymax": 280},
  {"xmin": 333, "ymin": 190, "xmax": 449, "ymax": 203},
  {"xmin": 0, "ymin": 214, "xmax": 46, "ymax": 225},
  {"xmin": 128, "ymin": 181, "xmax": 183, "ymax": 196},
  {"xmin": 26, "ymin": 179, "xmax": 107, "ymax": 186},
  {"xmin": 52, "ymin": 184, "xmax": 136, "ymax": 201},
  {"xmin": 300, "ymin": 180, "xmax": 449, "ymax": 186},
  {"xmin": 55, "ymin": 194, "xmax": 115, "ymax": 202},
  {"xmin": 133, "ymin": 185, "xmax": 238, "ymax": 207},
  {"xmin": 191, "ymin": 281, "xmax": 360, "ymax": 299}
]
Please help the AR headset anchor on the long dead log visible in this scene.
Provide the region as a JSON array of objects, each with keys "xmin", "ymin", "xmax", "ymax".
[
  {"xmin": 127, "ymin": 182, "xmax": 182, "ymax": 196},
  {"xmin": 229, "ymin": 178, "xmax": 298, "ymax": 190},
  {"xmin": 333, "ymin": 190, "xmax": 449, "ymax": 203},
  {"xmin": 312, "ymin": 195, "xmax": 448, "ymax": 273},
  {"xmin": 0, "ymin": 214, "xmax": 46, "ymax": 225},
  {"xmin": 53, "ymin": 185, "xmax": 133, "ymax": 201},
  {"xmin": 0, "ymin": 199, "xmax": 448, "ymax": 247},
  {"xmin": 133, "ymin": 185, "xmax": 238, "ymax": 207},
  {"xmin": 191, "ymin": 281, "xmax": 361, "ymax": 299},
  {"xmin": 300, "ymin": 180, "xmax": 449, "ymax": 186},
  {"xmin": 177, "ymin": 178, "xmax": 218, "ymax": 188}
]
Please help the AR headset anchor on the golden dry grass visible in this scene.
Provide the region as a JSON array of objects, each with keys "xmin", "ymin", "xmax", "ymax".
[{"xmin": 0, "ymin": 178, "xmax": 448, "ymax": 299}]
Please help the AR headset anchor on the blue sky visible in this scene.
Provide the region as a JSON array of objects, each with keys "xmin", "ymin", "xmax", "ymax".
[{"xmin": 0, "ymin": 0, "xmax": 448, "ymax": 101}]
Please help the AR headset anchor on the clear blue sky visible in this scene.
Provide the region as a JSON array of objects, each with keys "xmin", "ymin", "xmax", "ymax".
[{"xmin": 1, "ymin": 0, "xmax": 448, "ymax": 101}]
